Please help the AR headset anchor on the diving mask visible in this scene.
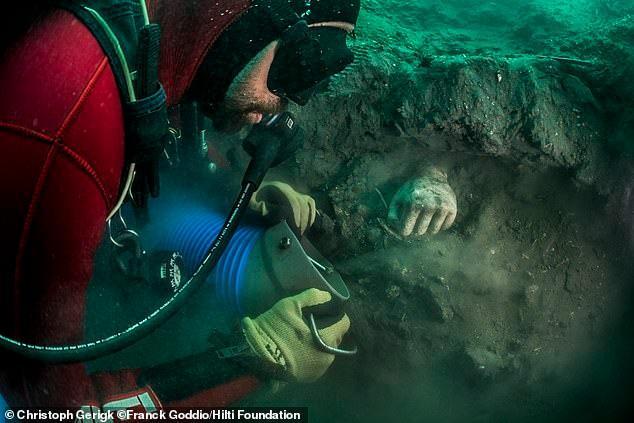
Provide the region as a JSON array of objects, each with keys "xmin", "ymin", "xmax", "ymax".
[{"xmin": 267, "ymin": 20, "xmax": 355, "ymax": 105}]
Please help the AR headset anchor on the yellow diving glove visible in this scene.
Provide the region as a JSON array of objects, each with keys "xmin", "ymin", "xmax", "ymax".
[
  {"xmin": 249, "ymin": 181, "xmax": 316, "ymax": 235},
  {"xmin": 242, "ymin": 288, "xmax": 350, "ymax": 383}
]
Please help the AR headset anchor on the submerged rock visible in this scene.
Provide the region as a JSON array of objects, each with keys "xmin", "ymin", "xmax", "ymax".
[
  {"xmin": 420, "ymin": 280, "xmax": 454, "ymax": 322},
  {"xmin": 524, "ymin": 284, "xmax": 541, "ymax": 308},
  {"xmin": 458, "ymin": 345, "xmax": 507, "ymax": 384}
]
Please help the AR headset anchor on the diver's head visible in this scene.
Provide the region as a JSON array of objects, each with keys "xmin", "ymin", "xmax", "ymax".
[{"xmin": 189, "ymin": 0, "xmax": 361, "ymax": 133}]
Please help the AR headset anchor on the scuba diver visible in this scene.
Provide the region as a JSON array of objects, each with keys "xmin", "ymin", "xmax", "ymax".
[{"xmin": 0, "ymin": 0, "xmax": 359, "ymax": 410}]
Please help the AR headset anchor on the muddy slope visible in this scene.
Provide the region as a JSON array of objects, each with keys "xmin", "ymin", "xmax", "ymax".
[{"xmin": 238, "ymin": 1, "xmax": 634, "ymax": 421}]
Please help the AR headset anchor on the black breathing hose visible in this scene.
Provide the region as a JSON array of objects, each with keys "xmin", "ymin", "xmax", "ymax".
[
  {"xmin": 0, "ymin": 111, "xmax": 301, "ymax": 363},
  {"xmin": 0, "ymin": 181, "xmax": 257, "ymax": 363}
]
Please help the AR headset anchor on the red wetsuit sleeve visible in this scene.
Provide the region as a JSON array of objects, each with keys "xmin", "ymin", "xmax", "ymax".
[
  {"xmin": 91, "ymin": 371, "xmax": 260, "ymax": 410},
  {"xmin": 0, "ymin": 9, "xmax": 126, "ymax": 406},
  {"xmin": 0, "ymin": 9, "xmax": 260, "ymax": 409}
]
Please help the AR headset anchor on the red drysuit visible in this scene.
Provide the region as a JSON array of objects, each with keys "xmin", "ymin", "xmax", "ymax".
[{"xmin": 0, "ymin": 0, "xmax": 258, "ymax": 409}]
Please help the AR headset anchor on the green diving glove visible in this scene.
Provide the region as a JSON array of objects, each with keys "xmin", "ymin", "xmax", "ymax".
[
  {"xmin": 242, "ymin": 288, "xmax": 350, "ymax": 383},
  {"xmin": 249, "ymin": 181, "xmax": 317, "ymax": 235}
]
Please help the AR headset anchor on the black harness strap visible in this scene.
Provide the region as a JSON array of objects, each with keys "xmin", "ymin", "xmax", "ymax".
[
  {"xmin": 57, "ymin": 0, "xmax": 168, "ymax": 209},
  {"xmin": 58, "ymin": 0, "xmax": 142, "ymax": 103}
]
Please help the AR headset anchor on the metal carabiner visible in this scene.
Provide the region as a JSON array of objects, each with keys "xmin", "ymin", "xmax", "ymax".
[
  {"xmin": 107, "ymin": 219, "xmax": 125, "ymax": 248},
  {"xmin": 309, "ymin": 313, "xmax": 357, "ymax": 356},
  {"xmin": 163, "ymin": 126, "xmax": 182, "ymax": 167},
  {"xmin": 107, "ymin": 208, "xmax": 131, "ymax": 248},
  {"xmin": 111, "ymin": 228, "xmax": 145, "ymax": 278}
]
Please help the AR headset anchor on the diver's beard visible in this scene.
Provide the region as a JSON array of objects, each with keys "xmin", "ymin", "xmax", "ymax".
[
  {"xmin": 208, "ymin": 41, "xmax": 285, "ymax": 133},
  {"xmin": 211, "ymin": 83, "xmax": 286, "ymax": 133},
  {"xmin": 208, "ymin": 105, "xmax": 242, "ymax": 134}
]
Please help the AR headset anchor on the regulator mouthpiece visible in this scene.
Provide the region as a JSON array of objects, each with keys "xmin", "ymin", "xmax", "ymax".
[{"xmin": 242, "ymin": 112, "xmax": 304, "ymax": 187}]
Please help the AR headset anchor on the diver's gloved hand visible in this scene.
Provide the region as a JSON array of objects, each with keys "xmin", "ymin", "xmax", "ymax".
[
  {"xmin": 242, "ymin": 288, "xmax": 350, "ymax": 383},
  {"xmin": 249, "ymin": 181, "xmax": 317, "ymax": 235},
  {"xmin": 388, "ymin": 167, "xmax": 457, "ymax": 237}
]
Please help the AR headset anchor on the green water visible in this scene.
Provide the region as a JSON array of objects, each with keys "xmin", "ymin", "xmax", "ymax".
[
  {"xmin": 245, "ymin": 1, "xmax": 634, "ymax": 421},
  {"xmin": 3, "ymin": 1, "xmax": 632, "ymax": 420}
]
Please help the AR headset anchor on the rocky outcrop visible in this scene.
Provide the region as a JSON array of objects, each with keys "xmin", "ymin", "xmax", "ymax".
[{"xmin": 291, "ymin": 14, "xmax": 633, "ymax": 195}]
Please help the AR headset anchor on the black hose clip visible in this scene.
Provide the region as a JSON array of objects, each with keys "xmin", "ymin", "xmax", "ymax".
[
  {"xmin": 242, "ymin": 112, "xmax": 304, "ymax": 187},
  {"xmin": 111, "ymin": 229, "xmax": 146, "ymax": 280},
  {"xmin": 111, "ymin": 229, "xmax": 185, "ymax": 296}
]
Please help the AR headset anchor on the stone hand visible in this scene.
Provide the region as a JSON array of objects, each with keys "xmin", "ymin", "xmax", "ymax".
[{"xmin": 388, "ymin": 169, "xmax": 457, "ymax": 237}]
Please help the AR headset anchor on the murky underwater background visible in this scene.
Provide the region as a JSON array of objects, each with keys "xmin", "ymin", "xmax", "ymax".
[
  {"xmin": 220, "ymin": 0, "xmax": 634, "ymax": 421},
  {"xmin": 82, "ymin": 0, "xmax": 634, "ymax": 421},
  {"xmin": 1, "ymin": 0, "xmax": 633, "ymax": 420}
]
